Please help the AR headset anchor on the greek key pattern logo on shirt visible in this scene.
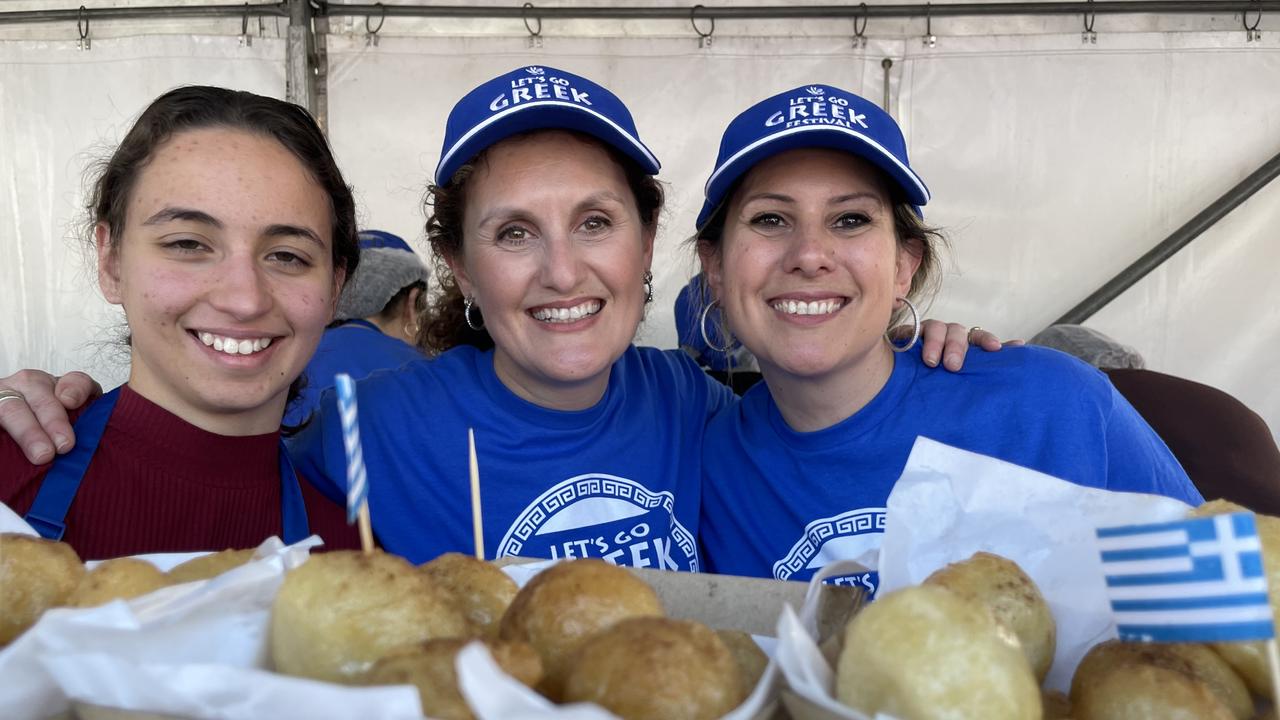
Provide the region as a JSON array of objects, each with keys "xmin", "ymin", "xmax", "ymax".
[
  {"xmin": 497, "ymin": 473, "xmax": 699, "ymax": 571},
  {"xmin": 773, "ymin": 507, "xmax": 886, "ymax": 581}
]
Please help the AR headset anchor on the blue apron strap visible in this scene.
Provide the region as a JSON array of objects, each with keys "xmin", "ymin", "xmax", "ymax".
[
  {"xmin": 277, "ymin": 443, "xmax": 311, "ymax": 544},
  {"xmin": 25, "ymin": 387, "xmax": 122, "ymax": 541}
]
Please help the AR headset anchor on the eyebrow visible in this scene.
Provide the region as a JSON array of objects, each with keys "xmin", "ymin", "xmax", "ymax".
[
  {"xmin": 741, "ymin": 191, "xmax": 883, "ymax": 206},
  {"xmin": 141, "ymin": 207, "xmax": 325, "ymax": 248},
  {"xmin": 476, "ymin": 191, "xmax": 629, "ymax": 227}
]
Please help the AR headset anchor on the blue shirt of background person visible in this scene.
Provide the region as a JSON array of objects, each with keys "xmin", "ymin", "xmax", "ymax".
[{"xmin": 285, "ymin": 230, "xmax": 428, "ymax": 427}]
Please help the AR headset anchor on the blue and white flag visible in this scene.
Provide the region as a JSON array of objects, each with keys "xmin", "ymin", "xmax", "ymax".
[
  {"xmin": 1096, "ymin": 512, "xmax": 1275, "ymax": 643},
  {"xmin": 334, "ymin": 373, "xmax": 368, "ymax": 524}
]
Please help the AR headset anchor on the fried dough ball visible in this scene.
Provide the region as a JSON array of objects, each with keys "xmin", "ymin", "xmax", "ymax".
[
  {"xmin": 1070, "ymin": 641, "xmax": 1250, "ymax": 720},
  {"xmin": 167, "ymin": 548, "xmax": 256, "ymax": 584},
  {"xmin": 0, "ymin": 533, "xmax": 84, "ymax": 644},
  {"xmin": 924, "ymin": 551, "xmax": 1057, "ymax": 682},
  {"xmin": 562, "ymin": 617, "xmax": 745, "ymax": 720},
  {"xmin": 716, "ymin": 629, "xmax": 769, "ymax": 692},
  {"xmin": 836, "ymin": 585, "xmax": 1040, "ymax": 720},
  {"xmin": 64, "ymin": 557, "xmax": 171, "ymax": 608},
  {"xmin": 499, "ymin": 559, "xmax": 663, "ymax": 700},
  {"xmin": 1072, "ymin": 660, "xmax": 1233, "ymax": 720},
  {"xmin": 1191, "ymin": 499, "xmax": 1280, "ymax": 699},
  {"xmin": 271, "ymin": 550, "xmax": 472, "ymax": 682},
  {"xmin": 421, "ymin": 552, "xmax": 518, "ymax": 638},
  {"xmin": 361, "ymin": 638, "xmax": 542, "ymax": 720},
  {"xmin": 1041, "ymin": 689, "xmax": 1073, "ymax": 720}
]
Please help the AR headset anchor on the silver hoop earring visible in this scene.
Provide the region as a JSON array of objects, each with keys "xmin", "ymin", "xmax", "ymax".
[
  {"xmin": 886, "ymin": 296, "xmax": 920, "ymax": 353},
  {"xmin": 464, "ymin": 296, "xmax": 484, "ymax": 331},
  {"xmin": 699, "ymin": 300, "xmax": 734, "ymax": 353},
  {"xmin": 642, "ymin": 270, "xmax": 654, "ymax": 304}
]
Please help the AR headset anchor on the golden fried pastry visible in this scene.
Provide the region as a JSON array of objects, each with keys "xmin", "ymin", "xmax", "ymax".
[
  {"xmin": 167, "ymin": 548, "xmax": 256, "ymax": 584},
  {"xmin": 562, "ymin": 617, "xmax": 745, "ymax": 720},
  {"xmin": 716, "ymin": 629, "xmax": 769, "ymax": 692},
  {"xmin": 1072, "ymin": 660, "xmax": 1233, "ymax": 720},
  {"xmin": 1041, "ymin": 689, "xmax": 1073, "ymax": 720},
  {"xmin": 924, "ymin": 551, "xmax": 1057, "ymax": 682},
  {"xmin": 499, "ymin": 558, "xmax": 663, "ymax": 700},
  {"xmin": 0, "ymin": 533, "xmax": 84, "ymax": 644},
  {"xmin": 421, "ymin": 552, "xmax": 518, "ymax": 638},
  {"xmin": 836, "ymin": 585, "xmax": 1040, "ymax": 720},
  {"xmin": 64, "ymin": 557, "xmax": 171, "ymax": 608},
  {"xmin": 271, "ymin": 550, "xmax": 473, "ymax": 682},
  {"xmin": 361, "ymin": 638, "xmax": 542, "ymax": 720},
  {"xmin": 1191, "ymin": 499, "xmax": 1280, "ymax": 699},
  {"xmin": 1070, "ymin": 641, "xmax": 1250, "ymax": 720}
]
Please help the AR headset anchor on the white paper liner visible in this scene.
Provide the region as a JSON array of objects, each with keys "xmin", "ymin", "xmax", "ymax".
[
  {"xmin": 775, "ymin": 436, "xmax": 1196, "ymax": 719},
  {"xmin": 2, "ymin": 525, "xmax": 779, "ymax": 720}
]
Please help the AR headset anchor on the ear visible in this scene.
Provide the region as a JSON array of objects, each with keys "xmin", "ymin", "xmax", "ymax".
[
  {"xmin": 96, "ymin": 222, "xmax": 124, "ymax": 305},
  {"xmin": 894, "ymin": 240, "xmax": 924, "ymax": 300},
  {"xmin": 402, "ymin": 286, "xmax": 423, "ymax": 325},
  {"xmin": 696, "ymin": 240, "xmax": 725, "ymax": 302},
  {"xmin": 444, "ymin": 251, "xmax": 474, "ymax": 298},
  {"xmin": 330, "ymin": 264, "xmax": 348, "ymax": 318}
]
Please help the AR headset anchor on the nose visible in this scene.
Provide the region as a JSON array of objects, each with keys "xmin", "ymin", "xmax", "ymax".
[
  {"xmin": 783, "ymin": 221, "xmax": 834, "ymax": 277},
  {"xmin": 207, "ymin": 248, "xmax": 273, "ymax": 319},
  {"xmin": 538, "ymin": 233, "xmax": 587, "ymax": 293}
]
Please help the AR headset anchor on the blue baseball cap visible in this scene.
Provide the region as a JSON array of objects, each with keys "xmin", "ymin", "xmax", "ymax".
[
  {"xmin": 434, "ymin": 65, "xmax": 660, "ymax": 185},
  {"xmin": 696, "ymin": 84, "xmax": 930, "ymax": 229}
]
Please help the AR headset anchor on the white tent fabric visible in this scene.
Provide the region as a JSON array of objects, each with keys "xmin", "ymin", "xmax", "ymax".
[{"xmin": 2, "ymin": 24, "xmax": 1278, "ymax": 443}]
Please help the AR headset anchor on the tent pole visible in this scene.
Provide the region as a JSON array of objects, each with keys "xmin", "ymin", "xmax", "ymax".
[{"xmin": 1052, "ymin": 148, "xmax": 1280, "ymax": 327}]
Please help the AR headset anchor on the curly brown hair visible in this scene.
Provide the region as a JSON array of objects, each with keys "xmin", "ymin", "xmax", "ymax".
[{"xmin": 418, "ymin": 130, "xmax": 664, "ymax": 354}]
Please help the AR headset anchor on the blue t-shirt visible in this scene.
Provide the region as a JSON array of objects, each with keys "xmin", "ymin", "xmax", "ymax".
[
  {"xmin": 295, "ymin": 345, "xmax": 734, "ymax": 568},
  {"xmin": 284, "ymin": 320, "xmax": 425, "ymax": 426},
  {"xmin": 699, "ymin": 345, "xmax": 1201, "ymax": 592}
]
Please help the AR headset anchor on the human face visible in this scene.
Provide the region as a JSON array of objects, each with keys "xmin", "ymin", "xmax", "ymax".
[
  {"xmin": 450, "ymin": 131, "xmax": 655, "ymax": 410},
  {"xmin": 701, "ymin": 148, "xmax": 920, "ymax": 385},
  {"xmin": 97, "ymin": 127, "xmax": 342, "ymax": 435}
]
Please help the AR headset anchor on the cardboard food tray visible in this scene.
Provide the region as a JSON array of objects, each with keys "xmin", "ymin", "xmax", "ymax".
[{"xmin": 55, "ymin": 560, "xmax": 862, "ymax": 720}]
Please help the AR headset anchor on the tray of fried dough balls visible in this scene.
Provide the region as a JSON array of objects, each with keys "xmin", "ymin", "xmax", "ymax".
[
  {"xmin": 776, "ymin": 499, "xmax": 1280, "ymax": 720},
  {"xmin": 0, "ymin": 532, "xmax": 860, "ymax": 720}
]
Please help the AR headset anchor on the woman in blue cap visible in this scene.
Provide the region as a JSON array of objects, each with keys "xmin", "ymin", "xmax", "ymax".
[
  {"xmin": 692, "ymin": 84, "xmax": 1203, "ymax": 590},
  {"xmin": 3, "ymin": 69, "xmax": 993, "ymax": 568}
]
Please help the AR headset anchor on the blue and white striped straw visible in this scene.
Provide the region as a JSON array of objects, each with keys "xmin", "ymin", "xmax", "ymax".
[{"xmin": 334, "ymin": 373, "xmax": 368, "ymax": 524}]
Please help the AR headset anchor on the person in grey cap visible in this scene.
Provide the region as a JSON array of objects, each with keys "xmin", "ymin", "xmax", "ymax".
[
  {"xmin": 1032, "ymin": 324, "xmax": 1280, "ymax": 514},
  {"xmin": 284, "ymin": 230, "xmax": 429, "ymax": 426}
]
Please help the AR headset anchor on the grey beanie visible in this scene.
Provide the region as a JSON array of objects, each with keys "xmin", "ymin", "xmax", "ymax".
[
  {"xmin": 1028, "ymin": 324, "xmax": 1146, "ymax": 370},
  {"xmin": 335, "ymin": 230, "xmax": 430, "ymax": 321}
]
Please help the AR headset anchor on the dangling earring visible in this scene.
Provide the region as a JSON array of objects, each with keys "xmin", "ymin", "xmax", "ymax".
[
  {"xmin": 403, "ymin": 322, "xmax": 421, "ymax": 339},
  {"xmin": 885, "ymin": 296, "xmax": 920, "ymax": 352},
  {"xmin": 699, "ymin": 300, "xmax": 734, "ymax": 353},
  {"xmin": 464, "ymin": 296, "xmax": 484, "ymax": 331},
  {"xmin": 642, "ymin": 270, "xmax": 654, "ymax": 304}
]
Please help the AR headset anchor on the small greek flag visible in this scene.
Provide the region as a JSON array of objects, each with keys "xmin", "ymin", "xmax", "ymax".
[
  {"xmin": 1097, "ymin": 512, "xmax": 1275, "ymax": 643},
  {"xmin": 334, "ymin": 373, "xmax": 368, "ymax": 524}
]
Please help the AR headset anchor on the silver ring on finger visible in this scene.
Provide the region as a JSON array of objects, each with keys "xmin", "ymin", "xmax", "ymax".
[
  {"xmin": 0, "ymin": 389, "xmax": 26, "ymax": 405},
  {"xmin": 966, "ymin": 326, "xmax": 983, "ymax": 344}
]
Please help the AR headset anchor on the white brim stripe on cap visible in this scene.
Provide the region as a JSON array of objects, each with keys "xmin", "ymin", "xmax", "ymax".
[
  {"xmin": 703, "ymin": 123, "xmax": 930, "ymax": 203},
  {"xmin": 435, "ymin": 100, "xmax": 660, "ymax": 183}
]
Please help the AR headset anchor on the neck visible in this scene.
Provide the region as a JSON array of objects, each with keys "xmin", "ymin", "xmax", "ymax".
[
  {"xmin": 763, "ymin": 343, "xmax": 896, "ymax": 433},
  {"xmin": 492, "ymin": 352, "xmax": 611, "ymax": 412},
  {"xmin": 127, "ymin": 364, "xmax": 286, "ymax": 437}
]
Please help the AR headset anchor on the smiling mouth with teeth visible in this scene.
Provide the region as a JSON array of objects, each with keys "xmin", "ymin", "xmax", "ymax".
[
  {"xmin": 771, "ymin": 299, "xmax": 845, "ymax": 316},
  {"xmin": 531, "ymin": 299, "xmax": 603, "ymax": 323},
  {"xmin": 196, "ymin": 331, "xmax": 274, "ymax": 356}
]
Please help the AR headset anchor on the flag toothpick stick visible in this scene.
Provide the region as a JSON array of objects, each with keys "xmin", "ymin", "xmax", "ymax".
[
  {"xmin": 1267, "ymin": 637, "xmax": 1280, "ymax": 707},
  {"xmin": 335, "ymin": 373, "xmax": 373, "ymax": 554},
  {"xmin": 469, "ymin": 428, "xmax": 484, "ymax": 561}
]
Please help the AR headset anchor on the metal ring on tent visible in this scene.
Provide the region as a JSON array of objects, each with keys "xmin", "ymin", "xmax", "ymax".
[
  {"xmin": 1244, "ymin": 1, "xmax": 1262, "ymax": 31},
  {"xmin": 853, "ymin": 3, "xmax": 868, "ymax": 45},
  {"xmin": 366, "ymin": 3, "xmax": 386, "ymax": 36},
  {"xmin": 522, "ymin": 3, "xmax": 542, "ymax": 39},
  {"xmin": 76, "ymin": 5, "xmax": 89, "ymax": 40},
  {"xmin": 690, "ymin": 5, "xmax": 715, "ymax": 39}
]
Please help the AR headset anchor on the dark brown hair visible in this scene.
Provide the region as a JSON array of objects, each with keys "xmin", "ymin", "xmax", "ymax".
[
  {"xmin": 88, "ymin": 85, "xmax": 359, "ymax": 278},
  {"xmin": 419, "ymin": 130, "xmax": 664, "ymax": 354}
]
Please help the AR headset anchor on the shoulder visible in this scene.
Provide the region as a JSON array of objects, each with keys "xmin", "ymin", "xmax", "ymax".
[
  {"xmin": 936, "ymin": 344, "xmax": 1112, "ymax": 393},
  {"xmin": 626, "ymin": 346, "xmax": 736, "ymax": 409}
]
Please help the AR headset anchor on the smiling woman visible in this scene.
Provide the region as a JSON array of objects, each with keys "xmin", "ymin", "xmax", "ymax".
[{"xmin": 0, "ymin": 87, "xmax": 361, "ymax": 559}]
